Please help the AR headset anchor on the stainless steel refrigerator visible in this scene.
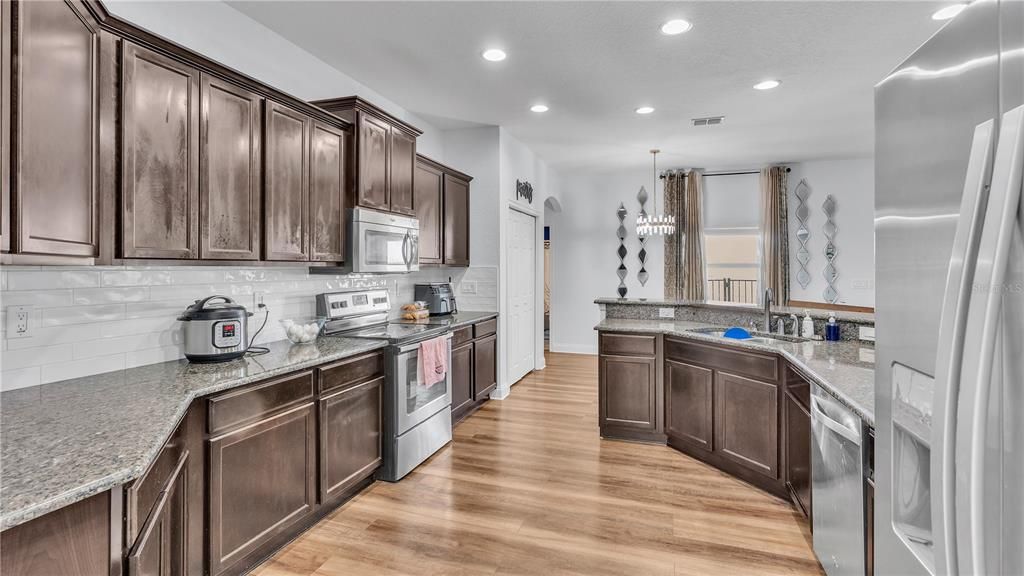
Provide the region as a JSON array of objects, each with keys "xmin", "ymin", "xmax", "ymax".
[{"xmin": 875, "ymin": 0, "xmax": 1023, "ymax": 574}]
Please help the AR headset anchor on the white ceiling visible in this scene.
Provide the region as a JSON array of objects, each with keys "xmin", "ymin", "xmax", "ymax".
[{"xmin": 229, "ymin": 1, "xmax": 948, "ymax": 172}]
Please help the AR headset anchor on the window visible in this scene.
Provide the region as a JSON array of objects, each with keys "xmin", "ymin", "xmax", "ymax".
[{"xmin": 702, "ymin": 174, "xmax": 761, "ymax": 305}]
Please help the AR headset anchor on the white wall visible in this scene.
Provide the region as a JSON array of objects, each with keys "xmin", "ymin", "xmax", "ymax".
[
  {"xmin": 105, "ymin": 0, "xmax": 445, "ymax": 158},
  {"xmin": 442, "ymin": 127, "xmax": 501, "ymax": 267},
  {"xmin": 787, "ymin": 158, "xmax": 875, "ymax": 307},
  {"xmin": 548, "ymin": 168, "xmax": 665, "ymax": 355}
]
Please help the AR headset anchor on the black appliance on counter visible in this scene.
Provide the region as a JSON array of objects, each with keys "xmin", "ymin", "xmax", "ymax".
[{"xmin": 414, "ymin": 283, "xmax": 457, "ymax": 316}]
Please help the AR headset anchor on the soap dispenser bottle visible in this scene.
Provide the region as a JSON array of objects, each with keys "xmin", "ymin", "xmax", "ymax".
[
  {"xmin": 825, "ymin": 313, "xmax": 840, "ymax": 341},
  {"xmin": 801, "ymin": 310, "xmax": 815, "ymax": 338}
]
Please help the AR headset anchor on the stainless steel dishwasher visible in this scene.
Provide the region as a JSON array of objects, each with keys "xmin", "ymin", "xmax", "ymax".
[{"xmin": 811, "ymin": 383, "xmax": 865, "ymax": 576}]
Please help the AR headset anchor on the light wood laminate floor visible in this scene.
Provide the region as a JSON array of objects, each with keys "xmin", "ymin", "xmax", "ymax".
[{"xmin": 255, "ymin": 352, "xmax": 822, "ymax": 576}]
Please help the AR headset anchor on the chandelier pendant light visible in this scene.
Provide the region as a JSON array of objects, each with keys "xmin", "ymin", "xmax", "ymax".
[{"xmin": 636, "ymin": 149, "xmax": 676, "ymax": 236}]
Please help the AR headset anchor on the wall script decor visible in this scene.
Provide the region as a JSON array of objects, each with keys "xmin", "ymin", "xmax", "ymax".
[
  {"xmin": 617, "ymin": 203, "xmax": 629, "ymax": 298},
  {"xmin": 794, "ymin": 179, "xmax": 812, "ymax": 289},
  {"xmin": 822, "ymin": 194, "xmax": 839, "ymax": 303},
  {"xmin": 636, "ymin": 187, "xmax": 649, "ymax": 286},
  {"xmin": 516, "ymin": 179, "xmax": 534, "ymax": 204}
]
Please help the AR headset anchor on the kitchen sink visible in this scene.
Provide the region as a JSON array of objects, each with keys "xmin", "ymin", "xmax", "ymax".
[{"xmin": 691, "ymin": 327, "xmax": 810, "ymax": 345}]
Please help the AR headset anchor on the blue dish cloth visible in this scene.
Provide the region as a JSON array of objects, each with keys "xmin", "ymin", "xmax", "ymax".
[{"xmin": 722, "ymin": 327, "xmax": 753, "ymax": 340}]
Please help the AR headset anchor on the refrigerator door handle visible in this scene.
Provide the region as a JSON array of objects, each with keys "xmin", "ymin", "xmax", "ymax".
[
  {"xmin": 955, "ymin": 103, "xmax": 1024, "ymax": 576},
  {"xmin": 930, "ymin": 118, "xmax": 995, "ymax": 576}
]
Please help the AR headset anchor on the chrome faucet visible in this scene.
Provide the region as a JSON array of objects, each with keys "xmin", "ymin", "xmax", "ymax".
[{"xmin": 763, "ymin": 288, "xmax": 774, "ymax": 334}]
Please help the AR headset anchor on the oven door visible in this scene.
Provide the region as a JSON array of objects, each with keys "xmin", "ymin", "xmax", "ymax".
[
  {"xmin": 393, "ymin": 335, "xmax": 452, "ymax": 434},
  {"xmin": 351, "ymin": 213, "xmax": 419, "ymax": 273}
]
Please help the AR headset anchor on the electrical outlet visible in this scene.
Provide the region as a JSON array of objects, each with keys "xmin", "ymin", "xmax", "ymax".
[
  {"xmin": 658, "ymin": 307, "xmax": 674, "ymax": 319},
  {"xmin": 462, "ymin": 282, "xmax": 477, "ymax": 294},
  {"xmin": 253, "ymin": 292, "xmax": 266, "ymax": 309},
  {"xmin": 7, "ymin": 306, "xmax": 31, "ymax": 338}
]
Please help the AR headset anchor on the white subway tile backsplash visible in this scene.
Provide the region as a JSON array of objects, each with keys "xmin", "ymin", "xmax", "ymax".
[
  {"xmin": 6, "ymin": 270, "xmax": 100, "ymax": 290},
  {"xmin": 41, "ymin": 304, "xmax": 126, "ymax": 327},
  {"xmin": 1, "ymin": 367, "xmax": 41, "ymax": 391},
  {"xmin": 1, "ymin": 264, "xmax": 497, "ymax": 386},
  {"xmin": 40, "ymin": 354, "xmax": 126, "ymax": 384}
]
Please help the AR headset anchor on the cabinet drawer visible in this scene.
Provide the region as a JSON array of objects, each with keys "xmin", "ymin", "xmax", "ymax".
[
  {"xmin": 784, "ymin": 365, "xmax": 812, "ymax": 411},
  {"xmin": 453, "ymin": 326, "xmax": 473, "ymax": 347},
  {"xmin": 318, "ymin": 351, "xmax": 385, "ymax": 395},
  {"xmin": 600, "ymin": 333, "xmax": 657, "ymax": 357},
  {"xmin": 473, "ymin": 318, "xmax": 497, "ymax": 339},
  {"xmin": 208, "ymin": 371, "xmax": 314, "ymax": 435},
  {"xmin": 665, "ymin": 337, "xmax": 778, "ymax": 383}
]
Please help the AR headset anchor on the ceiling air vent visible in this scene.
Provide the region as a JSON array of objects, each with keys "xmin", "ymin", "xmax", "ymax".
[{"xmin": 691, "ymin": 116, "xmax": 725, "ymax": 127}]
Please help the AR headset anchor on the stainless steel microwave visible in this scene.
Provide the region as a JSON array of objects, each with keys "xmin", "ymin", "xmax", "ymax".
[{"xmin": 348, "ymin": 207, "xmax": 419, "ymax": 273}]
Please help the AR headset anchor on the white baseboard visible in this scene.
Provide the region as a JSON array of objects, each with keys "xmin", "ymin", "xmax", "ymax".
[
  {"xmin": 489, "ymin": 386, "xmax": 511, "ymax": 401},
  {"xmin": 548, "ymin": 343, "xmax": 598, "ymax": 355}
]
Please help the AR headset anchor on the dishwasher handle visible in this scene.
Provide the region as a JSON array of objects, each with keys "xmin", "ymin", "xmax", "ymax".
[{"xmin": 811, "ymin": 394, "xmax": 862, "ymax": 446}]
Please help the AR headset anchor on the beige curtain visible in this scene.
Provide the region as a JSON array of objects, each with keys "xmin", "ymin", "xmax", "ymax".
[
  {"xmin": 760, "ymin": 166, "xmax": 790, "ymax": 305},
  {"xmin": 664, "ymin": 170, "xmax": 706, "ymax": 301}
]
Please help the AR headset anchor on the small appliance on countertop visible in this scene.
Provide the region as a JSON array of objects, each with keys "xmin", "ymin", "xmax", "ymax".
[
  {"xmin": 178, "ymin": 296, "xmax": 259, "ymax": 363},
  {"xmin": 414, "ymin": 282, "xmax": 457, "ymax": 316}
]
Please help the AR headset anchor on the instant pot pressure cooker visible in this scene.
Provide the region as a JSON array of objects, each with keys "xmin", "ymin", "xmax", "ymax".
[{"xmin": 178, "ymin": 296, "xmax": 252, "ymax": 363}]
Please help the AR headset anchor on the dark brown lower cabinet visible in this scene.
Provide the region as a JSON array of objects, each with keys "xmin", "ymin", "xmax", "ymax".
[
  {"xmin": 0, "ymin": 490, "xmax": 116, "ymax": 576},
  {"xmin": 319, "ymin": 376, "xmax": 383, "ymax": 502},
  {"xmin": 127, "ymin": 452, "xmax": 187, "ymax": 576},
  {"xmin": 473, "ymin": 334, "xmax": 497, "ymax": 399},
  {"xmin": 451, "ymin": 341, "xmax": 474, "ymax": 416},
  {"xmin": 665, "ymin": 358, "xmax": 714, "ymax": 452},
  {"xmin": 784, "ymin": 389, "xmax": 812, "ymax": 519},
  {"xmin": 208, "ymin": 403, "xmax": 316, "ymax": 575},
  {"xmin": 598, "ymin": 332, "xmax": 664, "ymax": 442},
  {"xmin": 714, "ymin": 371, "xmax": 779, "ymax": 479}
]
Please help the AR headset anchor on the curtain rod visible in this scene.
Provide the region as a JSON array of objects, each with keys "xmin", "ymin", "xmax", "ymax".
[{"xmin": 660, "ymin": 167, "xmax": 791, "ymax": 179}]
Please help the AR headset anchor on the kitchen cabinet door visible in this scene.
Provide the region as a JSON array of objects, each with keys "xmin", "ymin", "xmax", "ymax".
[
  {"xmin": 0, "ymin": 491, "xmax": 112, "ymax": 576},
  {"xmin": 665, "ymin": 359, "xmax": 714, "ymax": 452},
  {"xmin": 714, "ymin": 371, "xmax": 779, "ymax": 479},
  {"xmin": 443, "ymin": 174, "xmax": 470, "ymax": 266},
  {"xmin": 127, "ymin": 452, "xmax": 188, "ymax": 576},
  {"xmin": 15, "ymin": 0, "xmax": 99, "ymax": 257},
  {"xmin": 414, "ymin": 159, "xmax": 443, "ymax": 264},
  {"xmin": 264, "ymin": 101, "xmax": 309, "ymax": 261},
  {"xmin": 784, "ymin": 391, "xmax": 812, "ymax": 518},
  {"xmin": 319, "ymin": 376, "xmax": 382, "ymax": 502},
  {"xmin": 451, "ymin": 341, "xmax": 474, "ymax": 417},
  {"xmin": 599, "ymin": 355, "xmax": 658, "ymax": 433},
  {"xmin": 389, "ymin": 130, "xmax": 415, "ymax": 215},
  {"xmin": 208, "ymin": 403, "xmax": 316, "ymax": 575},
  {"xmin": 1, "ymin": 0, "xmax": 10, "ymax": 253},
  {"xmin": 200, "ymin": 74, "xmax": 262, "ymax": 260},
  {"xmin": 309, "ymin": 121, "xmax": 347, "ymax": 262},
  {"xmin": 473, "ymin": 333, "xmax": 497, "ymax": 399},
  {"xmin": 122, "ymin": 42, "xmax": 200, "ymax": 259},
  {"xmin": 356, "ymin": 114, "xmax": 389, "ymax": 211}
]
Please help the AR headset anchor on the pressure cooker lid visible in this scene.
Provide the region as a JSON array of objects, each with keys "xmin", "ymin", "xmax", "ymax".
[{"xmin": 178, "ymin": 295, "xmax": 252, "ymax": 321}]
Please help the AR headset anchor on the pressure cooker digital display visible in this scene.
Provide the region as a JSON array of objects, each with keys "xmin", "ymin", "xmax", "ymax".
[{"xmin": 213, "ymin": 320, "xmax": 243, "ymax": 348}]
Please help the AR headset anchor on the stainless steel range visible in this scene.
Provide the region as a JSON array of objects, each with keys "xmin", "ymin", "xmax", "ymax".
[{"xmin": 316, "ymin": 290, "xmax": 453, "ymax": 481}]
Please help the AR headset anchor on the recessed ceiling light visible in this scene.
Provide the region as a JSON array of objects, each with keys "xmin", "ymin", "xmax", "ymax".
[
  {"xmin": 635, "ymin": 106, "xmax": 655, "ymax": 115},
  {"xmin": 753, "ymin": 79, "xmax": 781, "ymax": 90},
  {"xmin": 932, "ymin": 4, "xmax": 967, "ymax": 20},
  {"xmin": 660, "ymin": 19, "xmax": 693, "ymax": 35},
  {"xmin": 530, "ymin": 104, "xmax": 549, "ymax": 113},
  {"xmin": 482, "ymin": 48, "xmax": 507, "ymax": 62}
]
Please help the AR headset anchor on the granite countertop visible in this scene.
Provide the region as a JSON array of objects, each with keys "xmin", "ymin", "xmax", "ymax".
[
  {"xmin": 595, "ymin": 298, "xmax": 875, "ymax": 324},
  {"xmin": 595, "ymin": 318, "xmax": 875, "ymax": 426},
  {"xmin": 394, "ymin": 310, "xmax": 498, "ymax": 330},
  {"xmin": 0, "ymin": 336, "xmax": 388, "ymax": 531}
]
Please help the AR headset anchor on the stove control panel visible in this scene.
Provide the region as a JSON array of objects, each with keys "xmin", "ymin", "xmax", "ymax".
[{"xmin": 316, "ymin": 290, "xmax": 390, "ymax": 320}]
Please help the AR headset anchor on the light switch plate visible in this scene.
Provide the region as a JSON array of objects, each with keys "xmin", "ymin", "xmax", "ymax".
[
  {"xmin": 658, "ymin": 307, "xmax": 674, "ymax": 319},
  {"xmin": 462, "ymin": 282, "xmax": 477, "ymax": 294},
  {"xmin": 6, "ymin": 306, "xmax": 31, "ymax": 338},
  {"xmin": 859, "ymin": 326, "xmax": 875, "ymax": 342}
]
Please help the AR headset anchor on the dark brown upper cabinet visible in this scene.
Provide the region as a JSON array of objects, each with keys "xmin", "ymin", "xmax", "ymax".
[
  {"xmin": 443, "ymin": 173, "xmax": 471, "ymax": 266},
  {"xmin": 309, "ymin": 121, "xmax": 347, "ymax": 262},
  {"xmin": 264, "ymin": 101, "xmax": 310, "ymax": 261},
  {"xmin": 121, "ymin": 42, "xmax": 200, "ymax": 259},
  {"xmin": 200, "ymin": 74, "xmax": 262, "ymax": 260},
  {"xmin": 312, "ymin": 96, "xmax": 422, "ymax": 216},
  {"xmin": 389, "ymin": 130, "xmax": 415, "ymax": 215},
  {"xmin": 14, "ymin": 0, "xmax": 99, "ymax": 258},
  {"xmin": 1, "ymin": 0, "xmax": 10, "ymax": 254},
  {"xmin": 415, "ymin": 154, "xmax": 472, "ymax": 267}
]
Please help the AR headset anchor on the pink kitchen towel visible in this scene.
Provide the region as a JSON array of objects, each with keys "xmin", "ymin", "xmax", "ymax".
[{"xmin": 418, "ymin": 336, "xmax": 448, "ymax": 388}]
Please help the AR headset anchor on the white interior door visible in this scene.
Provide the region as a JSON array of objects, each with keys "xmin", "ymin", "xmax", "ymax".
[{"xmin": 508, "ymin": 208, "xmax": 536, "ymax": 384}]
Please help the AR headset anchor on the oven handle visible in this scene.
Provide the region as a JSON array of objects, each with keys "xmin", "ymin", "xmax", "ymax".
[{"xmin": 397, "ymin": 333, "xmax": 451, "ymax": 354}]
